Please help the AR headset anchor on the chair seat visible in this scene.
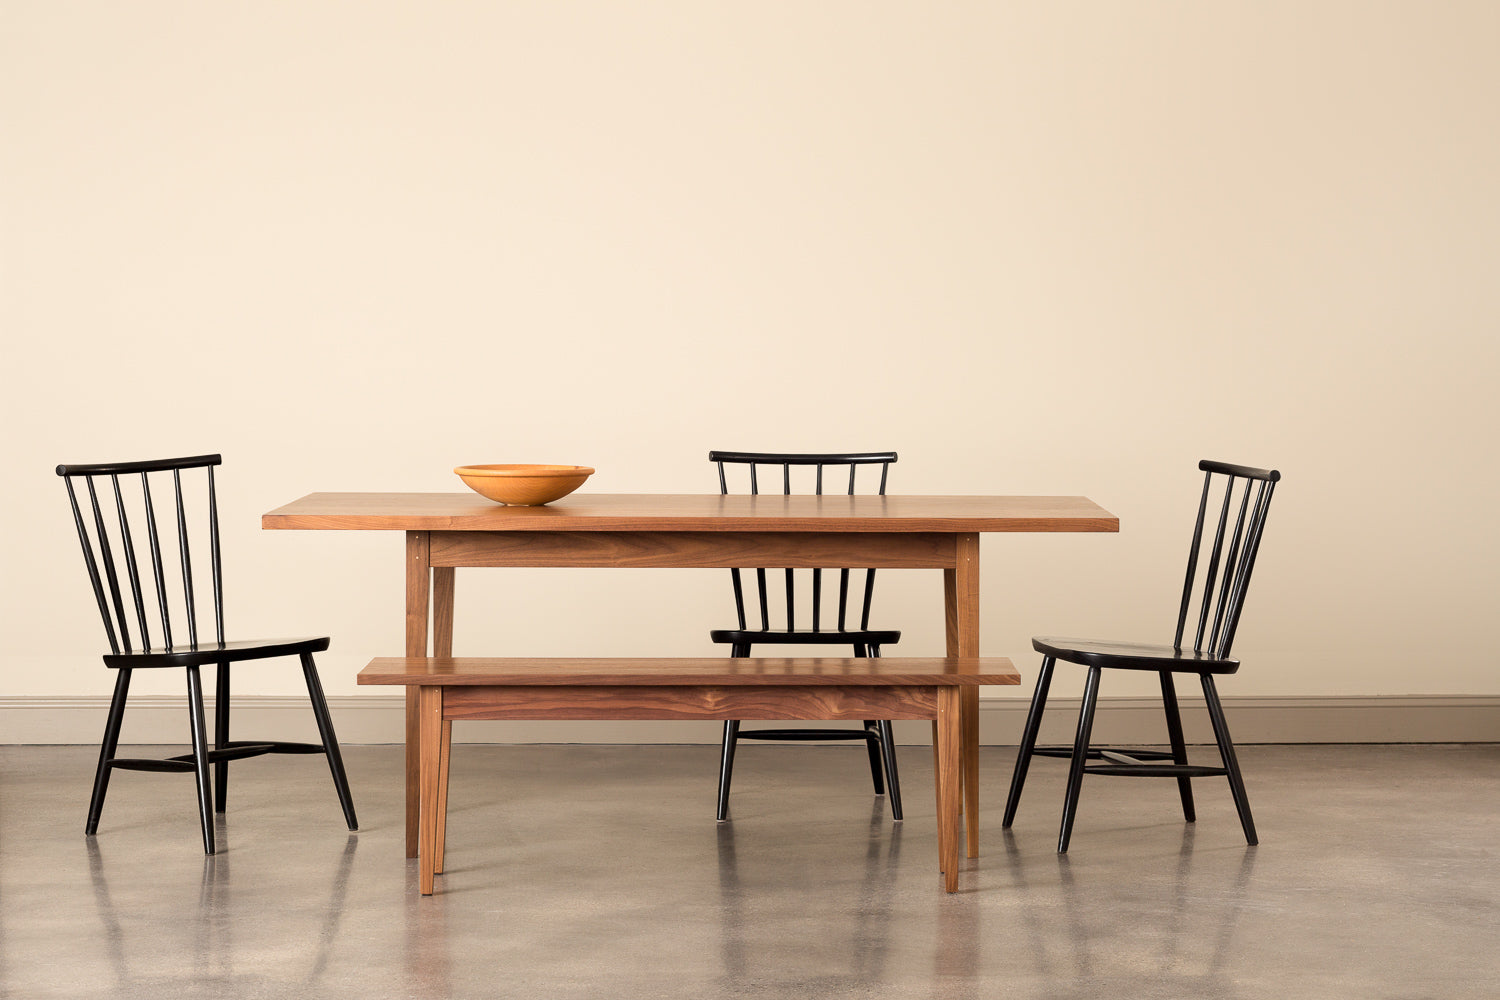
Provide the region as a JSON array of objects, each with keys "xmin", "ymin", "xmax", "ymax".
[
  {"xmin": 710, "ymin": 628, "xmax": 901, "ymax": 646},
  {"xmin": 103, "ymin": 636, "xmax": 330, "ymax": 669},
  {"xmin": 1031, "ymin": 636, "xmax": 1239, "ymax": 674}
]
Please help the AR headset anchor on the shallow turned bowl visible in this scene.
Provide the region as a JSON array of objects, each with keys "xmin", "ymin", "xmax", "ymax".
[{"xmin": 453, "ymin": 464, "xmax": 594, "ymax": 506}]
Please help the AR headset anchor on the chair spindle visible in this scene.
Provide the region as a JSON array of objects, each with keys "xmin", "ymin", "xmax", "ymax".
[
  {"xmin": 173, "ymin": 469, "xmax": 198, "ymax": 648},
  {"xmin": 1192, "ymin": 476, "xmax": 1234, "ymax": 653},
  {"xmin": 730, "ymin": 568, "xmax": 747, "ymax": 631},
  {"xmin": 1207, "ymin": 479, "xmax": 1254, "ymax": 656},
  {"xmin": 785, "ymin": 569, "xmax": 794, "ymax": 632},
  {"xmin": 1219, "ymin": 479, "xmax": 1275, "ymax": 657},
  {"xmin": 756, "ymin": 568, "xmax": 769, "ymax": 630},
  {"xmin": 110, "ymin": 473, "xmax": 153, "ymax": 653},
  {"xmin": 838, "ymin": 569, "xmax": 850, "ymax": 631},
  {"xmin": 812, "ymin": 567, "xmax": 822, "ymax": 631},
  {"xmin": 141, "ymin": 473, "xmax": 174, "ymax": 650}
]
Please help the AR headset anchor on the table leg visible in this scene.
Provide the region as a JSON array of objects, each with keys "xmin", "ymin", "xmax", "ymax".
[
  {"xmin": 418, "ymin": 686, "xmax": 444, "ymax": 895},
  {"xmin": 405, "ymin": 532, "xmax": 431, "ymax": 859},
  {"xmin": 433, "ymin": 567, "xmax": 455, "ymax": 657},
  {"xmin": 432, "ymin": 566, "xmax": 455, "ymax": 873},
  {"xmin": 944, "ymin": 533, "xmax": 981, "ymax": 858},
  {"xmin": 937, "ymin": 687, "xmax": 962, "ymax": 892}
]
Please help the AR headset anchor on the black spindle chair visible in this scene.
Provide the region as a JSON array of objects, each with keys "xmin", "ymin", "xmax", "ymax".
[
  {"xmin": 1003, "ymin": 460, "xmax": 1281, "ymax": 852},
  {"xmin": 56, "ymin": 455, "xmax": 357, "ymax": 854},
  {"xmin": 709, "ymin": 450, "xmax": 903, "ymax": 822}
]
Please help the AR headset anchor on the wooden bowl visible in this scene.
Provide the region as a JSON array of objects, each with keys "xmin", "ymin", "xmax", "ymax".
[{"xmin": 453, "ymin": 464, "xmax": 594, "ymax": 506}]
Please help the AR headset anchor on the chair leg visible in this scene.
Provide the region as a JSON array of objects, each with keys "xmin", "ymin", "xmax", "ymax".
[
  {"xmin": 862, "ymin": 723, "xmax": 886, "ymax": 794},
  {"xmin": 301, "ymin": 652, "xmax": 358, "ymax": 831},
  {"xmin": 1058, "ymin": 665, "xmax": 1101, "ymax": 854},
  {"xmin": 855, "ymin": 643, "xmax": 885, "ymax": 794},
  {"xmin": 86, "ymin": 667, "xmax": 132, "ymax": 836},
  {"xmin": 214, "ymin": 662, "xmax": 230, "ymax": 814},
  {"xmin": 717, "ymin": 641, "xmax": 750, "ymax": 820},
  {"xmin": 717, "ymin": 720, "xmax": 739, "ymax": 821},
  {"xmin": 185, "ymin": 666, "xmax": 215, "ymax": 855},
  {"xmin": 1002, "ymin": 655, "xmax": 1054, "ymax": 828},
  {"xmin": 1201, "ymin": 674, "xmax": 1257, "ymax": 845},
  {"xmin": 866, "ymin": 643, "xmax": 901, "ymax": 817},
  {"xmin": 877, "ymin": 720, "xmax": 903, "ymax": 820},
  {"xmin": 1159, "ymin": 671, "xmax": 1196, "ymax": 823}
]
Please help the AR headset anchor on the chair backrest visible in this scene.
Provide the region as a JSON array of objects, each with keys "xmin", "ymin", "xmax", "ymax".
[
  {"xmin": 709, "ymin": 451, "xmax": 896, "ymax": 633},
  {"xmin": 1175, "ymin": 460, "xmax": 1281, "ymax": 660},
  {"xmin": 56, "ymin": 455, "xmax": 226, "ymax": 655}
]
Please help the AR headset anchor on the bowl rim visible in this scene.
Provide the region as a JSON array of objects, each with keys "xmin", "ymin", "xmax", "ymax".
[{"xmin": 454, "ymin": 464, "xmax": 595, "ymax": 479}]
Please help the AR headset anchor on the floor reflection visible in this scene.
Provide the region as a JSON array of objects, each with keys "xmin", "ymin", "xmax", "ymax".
[
  {"xmin": 85, "ymin": 825, "xmax": 358, "ymax": 992},
  {"xmin": 1009, "ymin": 826, "xmax": 1259, "ymax": 996},
  {"xmin": 402, "ymin": 861, "xmax": 453, "ymax": 999},
  {"xmin": 714, "ymin": 796, "xmax": 904, "ymax": 990}
]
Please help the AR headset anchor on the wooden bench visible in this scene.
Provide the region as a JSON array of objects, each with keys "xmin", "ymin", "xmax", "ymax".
[{"xmin": 357, "ymin": 656, "xmax": 1020, "ymax": 894}]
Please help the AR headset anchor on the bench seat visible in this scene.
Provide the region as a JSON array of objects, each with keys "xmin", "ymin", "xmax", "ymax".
[{"xmin": 358, "ymin": 655, "xmax": 1019, "ymax": 895}]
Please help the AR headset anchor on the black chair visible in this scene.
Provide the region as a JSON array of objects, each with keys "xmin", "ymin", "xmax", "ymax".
[
  {"xmin": 1002, "ymin": 460, "xmax": 1281, "ymax": 852},
  {"xmin": 709, "ymin": 450, "xmax": 903, "ymax": 822},
  {"xmin": 57, "ymin": 454, "xmax": 357, "ymax": 854}
]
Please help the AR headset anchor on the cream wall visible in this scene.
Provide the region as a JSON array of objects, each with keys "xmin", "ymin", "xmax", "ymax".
[{"xmin": 3, "ymin": 4, "xmax": 1498, "ymax": 737}]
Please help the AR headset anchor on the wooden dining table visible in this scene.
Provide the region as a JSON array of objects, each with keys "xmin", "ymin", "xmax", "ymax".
[{"xmin": 262, "ymin": 492, "xmax": 1118, "ymax": 863}]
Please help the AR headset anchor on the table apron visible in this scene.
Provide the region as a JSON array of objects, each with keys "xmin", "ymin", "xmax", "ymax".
[
  {"xmin": 428, "ymin": 531, "xmax": 959, "ymax": 569},
  {"xmin": 440, "ymin": 684, "xmax": 940, "ymax": 721}
]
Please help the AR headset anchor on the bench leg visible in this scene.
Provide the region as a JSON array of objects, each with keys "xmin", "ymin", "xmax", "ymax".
[
  {"xmin": 419, "ymin": 687, "xmax": 444, "ymax": 895},
  {"xmin": 931, "ymin": 721, "xmax": 941, "ymax": 832},
  {"xmin": 435, "ymin": 720, "xmax": 452, "ymax": 874},
  {"xmin": 937, "ymin": 687, "xmax": 962, "ymax": 892},
  {"xmin": 964, "ymin": 687, "xmax": 979, "ymax": 857}
]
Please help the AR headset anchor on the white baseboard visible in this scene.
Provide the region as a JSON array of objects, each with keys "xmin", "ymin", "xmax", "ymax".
[{"xmin": 2, "ymin": 694, "xmax": 1496, "ymax": 745}]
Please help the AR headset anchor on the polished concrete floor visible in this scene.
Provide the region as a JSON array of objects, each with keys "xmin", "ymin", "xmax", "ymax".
[{"xmin": 1, "ymin": 742, "xmax": 1497, "ymax": 999}]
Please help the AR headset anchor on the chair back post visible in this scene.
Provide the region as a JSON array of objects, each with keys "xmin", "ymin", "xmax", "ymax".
[
  {"xmin": 208, "ymin": 464, "xmax": 225, "ymax": 645},
  {"xmin": 708, "ymin": 451, "xmax": 896, "ymax": 635},
  {"xmin": 1172, "ymin": 460, "xmax": 1281, "ymax": 660},
  {"xmin": 57, "ymin": 455, "xmax": 225, "ymax": 656}
]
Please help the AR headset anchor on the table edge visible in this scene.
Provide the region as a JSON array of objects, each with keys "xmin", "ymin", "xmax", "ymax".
[{"xmin": 357, "ymin": 656, "xmax": 1021, "ymax": 687}]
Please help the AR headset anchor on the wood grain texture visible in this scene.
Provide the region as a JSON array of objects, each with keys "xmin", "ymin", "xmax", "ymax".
[
  {"xmin": 358, "ymin": 657, "xmax": 1020, "ymax": 688},
  {"xmin": 440, "ymin": 685, "xmax": 941, "ymax": 721},
  {"xmin": 405, "ymin": 533, "xmax": 431, "ymax": 658},
  {"xmin": 948, "ymin": 533, "xmax": 981, "ymax": 857},
  {"xmin": 404, "ymin": 531, "xmax": 429, "ymax": 859},
  {"xmin": 435, "ymin": 719, "xmax": 451, "ymax": 876},
  {"xmin": 938, "ymin": 686, "xmax": 962, "ymax": 892},
  {"xmin": 931, "ymin": 721, "xmax": 942, "ymax": 838},
  {"xmin": 432, "ymin": 567, "xmax": 454, "ymax": 658},
  {"xmin": 264, "ymin": 493, "xmax": 1119, "ymax": 534},
  {"xmin": 418, "ymin": 686, "xmax": 442, "ymax": 895},
  {"xmin": 430, "ymin": 530, "xmax": 959, "ymax": 569}
]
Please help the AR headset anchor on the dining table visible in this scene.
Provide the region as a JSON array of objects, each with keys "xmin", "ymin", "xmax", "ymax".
[{"xmin": 261, "ymin": 491, "xmax": 1118, "ymax": 864}]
